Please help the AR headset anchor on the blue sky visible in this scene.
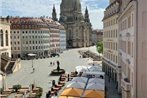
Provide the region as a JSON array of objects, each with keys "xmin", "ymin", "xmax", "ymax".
[{"xmin": 0, "ymin": 0, "xmax": 109, "ymax": 29}]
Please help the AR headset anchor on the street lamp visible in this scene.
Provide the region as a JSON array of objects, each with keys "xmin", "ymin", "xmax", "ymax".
[
  {"xmin": 28, "ymin": 53, "xmax": 36, "ymax": 68},
  {"xmin": 0, "ymin": 71, "xmax": 6, "ymax": 91}
]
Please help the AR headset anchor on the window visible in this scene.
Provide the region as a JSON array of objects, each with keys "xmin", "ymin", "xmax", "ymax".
[
  {"xmin": 128, "ymin": 16, "xmax": 131, "ymax": 28},
  {"xmin": 128, "ymin": 41, "xmax": 131, "ymax": 55},
  {"xmin": 1, "ymin": 30, "xmax": 4, "ymax": 46}
]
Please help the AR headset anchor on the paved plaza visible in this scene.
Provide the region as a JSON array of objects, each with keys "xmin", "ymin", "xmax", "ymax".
[
  {"xmin": 0, "ymin": 46, "xmax": 121, "ymax": 98},
  {"xmin": 0, "ymin": 47, "xmax": 91, "ymax": 98}
]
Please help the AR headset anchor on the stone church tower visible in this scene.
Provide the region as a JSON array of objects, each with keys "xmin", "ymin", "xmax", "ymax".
[
  {"xmin": 58, "ymin": 0, "xmax": 92, "ymax": 48},
  {"xmin": 52, "ymin": 5, "xmax": 58, "ymax": 21}
]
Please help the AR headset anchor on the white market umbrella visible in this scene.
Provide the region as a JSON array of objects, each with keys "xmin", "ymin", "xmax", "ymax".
[
  {"xmin": 88, "ymin": 78, "xmax": 105, "ymax": 85},
  {"xmin": 86, "ymin": 82, "xmax": 105, "ymax": 91},
  {"xmin": 72, "ymin": 77, "xmax": 88, "ymax": 83},
  {"xmin": 87, "ymin": 59, "xmax": 94, "ymax": 65},
  {"xmin": 66, "ymin": 82, "xmax": 85, "ymax": 89},
  {"xmin": 28, "ymin": 53, "xmax": 36, "ymax": 57},
  {"xmin": 87, "ymin": 66, "xmax": 102, "ymax": 72},
  {"xmin": 75, "ymin": 66, "xmax": 88, "ymax": 73}
]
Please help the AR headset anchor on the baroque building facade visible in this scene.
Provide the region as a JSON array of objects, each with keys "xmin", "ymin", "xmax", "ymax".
[
  {"xmin": 42, "ymin": 18, "xmax": 60, "ymax": 53},
  {"xmin": 0, "ymin": 17, "xmax": 11, "ymax": 72},
  {"xmin": 10, "ymin": 17, "xmax": 50, "ymax": 59},
  {"xmin": 103, "ymin": 0, "xmax": 121, "ymax": 93},
  {"xmin": 58, "ymin": 25, "xmax": 66, "ymax": 52},
  {"xmin": 103, "ymin": 0, "xmax": 147, "ymax": 98},
  {"xmin": 118, "ymin": 0, "xmax": 147, "ymax": 98},
  {"xmin": 53, "ymin": 0, "xmax": 92, "ymax": 48}
]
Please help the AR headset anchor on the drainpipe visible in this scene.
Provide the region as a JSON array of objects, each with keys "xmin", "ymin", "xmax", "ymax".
[{"xmin": 135, "ymin": 0, "xmax": 138, "ymax": 98}]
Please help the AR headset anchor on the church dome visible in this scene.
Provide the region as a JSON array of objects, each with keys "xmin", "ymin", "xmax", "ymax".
[{"xmin": 61, "ymin": 0, "xmax": 81, "ymax": 12}]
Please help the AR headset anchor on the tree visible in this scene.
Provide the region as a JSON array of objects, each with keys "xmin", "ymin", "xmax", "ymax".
[
  {"xmin": 13, "ymin": 84, "xmax": 21, "ymax": 92},
  {"xmin": 96, "ymin": 41, "xmax": 103, "ymax": 54},
  {"xmin": 35, "ymin": 87, "xmax": 43, "ymax": 98},
  {"xmin": 0, "ymin": 88, "xmax": 3, "ymax": 94}
]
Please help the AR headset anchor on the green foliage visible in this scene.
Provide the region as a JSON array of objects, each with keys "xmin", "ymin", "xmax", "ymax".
[
  {"xmin": 96, "ymin": 41, "xmax": 103, "ymax": 54},
  {"xmin": 13, "ymin": 84, "xmax": 21, "ymax": 92},
  {"xmin": 35, "ymin": 87, "xmax": 43, "ymax": 98},
  {"xmin": 0, "ymin": 88, "xmax": 3, "ymax": 94}
]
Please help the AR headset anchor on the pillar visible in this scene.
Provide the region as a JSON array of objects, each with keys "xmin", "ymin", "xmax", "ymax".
[{"xmin": 117, "ymin": 72, "xmax": 121, "ymax": 93}]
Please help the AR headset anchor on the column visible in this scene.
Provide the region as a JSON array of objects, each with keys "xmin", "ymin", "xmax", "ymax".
[
  {"xmin": 117, "ymin": 72, "xmax": 121, "ymax": 93},
  {"xmin": 112, "ymin": 69, "xmax": 114, "ymax": 80}
]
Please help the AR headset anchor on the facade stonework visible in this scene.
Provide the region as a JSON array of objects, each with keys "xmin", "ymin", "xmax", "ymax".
[
  {"xmin": 119, "ymin": 0, "xmax": 147, "ymax": 98},
  {"xmin": 103, "ymin": 0, "xmax": 121, "ymax": 93},
  {"xmin": 103, "ymin": 0, "xmax": 147, "ymax": 98},
  {"xmin": 59, "ymin": 0, "xmax": 92, "ymax": 48},
  {"xmin": 0, "ymin": 18, "xmax": 11, "ymax": 57}
]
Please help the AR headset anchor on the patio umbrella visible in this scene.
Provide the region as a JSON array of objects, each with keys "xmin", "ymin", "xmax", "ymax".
[
  {"xmin": 75, "ymin": 66, "xmax": 88, "ymax": 73},
  {"xmin": 86, "ymin": 82, "xmax": 105, "ymax": 91},
  {"xmin": 59, "ymin": 96, "xmax": 80, "ymax": 98},
  {"xmin": 60, "ymin": 88, "xmax": 83, "ymax": 97},
  {"xmin": 72, "ymin": 77, "xmax": 88, "ymax": 83},
  {"xmin": 87, "ymin": 65, "xmax": 102, "ymax": 72},
  {"xmin": 66, "ymin": 81, "xmax": 85, "ymax": 89},
  {"xmin": 88, "ymin": 78, "xmax": 105, "ymax": 85},
  {"xmin": 87, "ymin": 59, "xmax": 94, "ymax": 65},
  {"xmin": 83, "ymin": 90, "xmax": 104, "ymax": 98}
]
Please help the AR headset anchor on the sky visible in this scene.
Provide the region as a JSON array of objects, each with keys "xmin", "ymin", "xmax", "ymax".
[{"xmin": 0, "ymin": 0, "xmax": 109, "ymax": 29}]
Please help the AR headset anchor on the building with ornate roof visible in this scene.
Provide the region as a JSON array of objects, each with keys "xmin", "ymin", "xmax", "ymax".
[{"xmin": 52, "ymin": 0, "xmax": 92, "ymax": 48}]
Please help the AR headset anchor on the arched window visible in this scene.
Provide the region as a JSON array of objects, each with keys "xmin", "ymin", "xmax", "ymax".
[
  {"xmin": 6, "ymin": 30, "xmax": 9, "ymax": 46},
  {"xmin": 1, "ymin": 30, "xmax": 4, "ymax": 46}
]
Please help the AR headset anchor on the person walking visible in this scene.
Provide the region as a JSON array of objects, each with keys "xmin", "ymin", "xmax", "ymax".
[
  {"xmin": 32, "ymin": 67, "xmax": 35, "ymax": 73},
  {"xmin": 67, "ymin": 74, "xmax": 70, "ymax": 81},
  {"xmin": 53, "ymin": 62, "xmax": 55, "ymax": 66},
  {"xmin": 50, "ymin": 62, "xmax": 52, "ymax": 66}
]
